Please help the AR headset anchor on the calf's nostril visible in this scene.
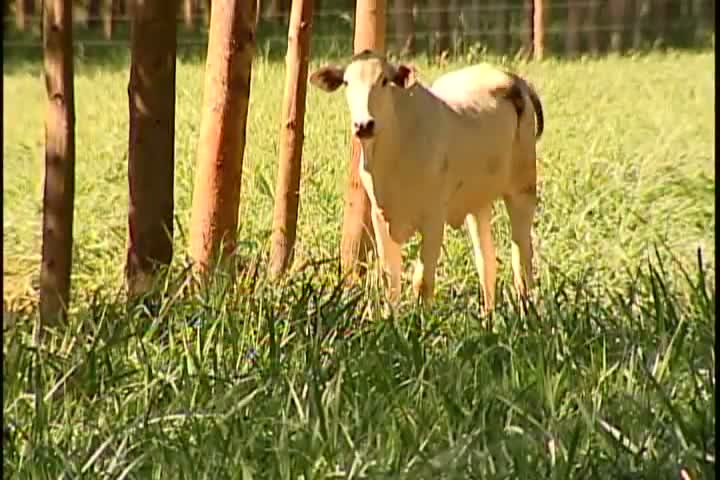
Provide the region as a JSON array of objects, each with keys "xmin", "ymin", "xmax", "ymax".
[{"xmin": 354, "ymin": 120, "xmax": 375, "ymax": 138}]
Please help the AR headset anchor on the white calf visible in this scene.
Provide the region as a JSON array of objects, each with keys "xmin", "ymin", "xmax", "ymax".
[{"xmin": 309, "ymin": 50, "xmax": 544, "ymax": 311}]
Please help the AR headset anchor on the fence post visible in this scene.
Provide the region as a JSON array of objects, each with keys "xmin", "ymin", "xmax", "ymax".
[
  {"xmin": 586, "ymin": 1, "xmax": 599, "ymax": 54},
  {"xmin": 16, "ymin": 0, "xmax": 36, "ymax": 30},
  {"xmin": 268, "ymin": 0, "xmax": 315, "ymax": 278},
  {"xmin": 533, "ymin": 0, "xmax": 545, "ymax": 59},
  {"xmin": 609, "ymin": 0, "xmax": 626, "ymax": 52},
  {"xmin": 125, "ymin": 1, "xmax": 179, "ymax": 297},
  {"xmin": 429, "ymin": 0, "xmax": 450, "ymax": 57},
  {"xmin": 39, "ymin": 0, "xmax": 75, "ymax": 330},
  {"xmin": 339, "ymin": 0, "xmax": 386, "ymax": 279},
  {"xmin": 565, "ymin": 1, "xmax": 580, "ymax": 55},
  {"xmin": 394, "ymin": 0, "xmax": 415, "ymax": 56},
  {"xmin": 188, "ymin": 0, "xmax": 258, "ymax": 274},
  {"xmin": 494, "ymin": 0, "xmax": 507, "ymax": 53}
]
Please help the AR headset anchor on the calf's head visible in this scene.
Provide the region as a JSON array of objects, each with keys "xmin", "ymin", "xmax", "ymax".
[{"xmin": 309, "ymin": 50, "xmax": 415, "ymax": 140}]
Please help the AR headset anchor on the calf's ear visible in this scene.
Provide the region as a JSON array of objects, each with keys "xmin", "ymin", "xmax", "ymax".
[
  {"xmin": 309, "ymin": 65, "xmax": 346, "ymax": 92},
  {"xmin": 391, "ymin": 64, "xmax": 417, "ymax": 88}
]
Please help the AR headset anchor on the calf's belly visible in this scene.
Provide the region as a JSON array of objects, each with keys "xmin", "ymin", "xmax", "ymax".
[{"xmin": 445, "ymin": 178, "xmax": 507, "ymax": 228}]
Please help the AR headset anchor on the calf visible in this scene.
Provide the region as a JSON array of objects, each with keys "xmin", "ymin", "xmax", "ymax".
[{"xmin": 309, "ymin": 50, "xmax": 544, "ymax": 312}]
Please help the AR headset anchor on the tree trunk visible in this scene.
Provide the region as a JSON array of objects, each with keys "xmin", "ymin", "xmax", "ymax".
[
  {"xmin": 494, "ymin": 0, "xmax": 507, "ymax": 53},
  {"xmin": 394, "ymin": 0, "xmax": 415, "ymax": 56},
  {"xmin": 586, "ymin": 0, "xmax": 599, "ymax": 54},
  {"xmin": 102, "ymin": 0, "xmax": 113, "ymax": 39},
  {"xmin": 565, "ymin": 1, "xmax": 580, "ymax": 55},
  {"xmin": 632, "ymin": 0, "xmax": 650, "ymax": 49},
  {"xmin": 428, "ymin": 0, "xmax": 449, "ymax": 57},
  {"xmin": 268, "ymin": 0, "xmax": 315, "ymax": 278},
  {"xmin": 535, "ymin": 0, "xmax": 545, "ymax": 58},
  {"xmin": 448, "ymin": 0, "xmax": 461, "ymax": 52},
  {"xmin": 111, "ymin": 0, "xmax": 123, "ymax": 34},
  {"xmin": 468, "ymin": 0, "xmax": 482, "ymax": 46},
  {"xmin": 340, "ymin": 0, "xmax": 385, "ymax": 277},
  {"xmin": 264, "ymin": 0, "xmax": 288, "ymax": 22},
  {"xmin": 87, "ymin": 0, "xmax": 101, "ymax": 29},
  {"xmin": 16, "ymin": 0, "xmax": 35, "ymax": 30},
  {"xmin": 204, "ymin": 0, "xmax": 212, "ymax": 26},
  {"xmin": 126, "ymin": 1, "xmax": 179, "ymax": 296},
  {"xmin": 656, "ymin": 0, "xmax": 669, "ymax": 44},
  {"xmin": 39, "ymin": 0, "xmax": 75, "ymax": 327},
  {"xmin": 189, "ymin": 0, "xmax": 257, "ymax": 273},
  {"xmin": 531, "ymin": 0, "xmax": 544, "ymax": 59},
  {"xmin": 184, "ymin": 0, "xmax": 195, "ymax": 29},
  {"xmin": 609, "ymin": 0, "xmax": 626, "ymax": 52}
]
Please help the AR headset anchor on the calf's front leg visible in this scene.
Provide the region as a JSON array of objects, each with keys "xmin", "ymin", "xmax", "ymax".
[
  {"xmin": 412, "ymin": 221, "xmax": 445, "ymax": 304},
  {"xmin": 370, "ymin": 206, "xmax": 403, "ymax": 305}
]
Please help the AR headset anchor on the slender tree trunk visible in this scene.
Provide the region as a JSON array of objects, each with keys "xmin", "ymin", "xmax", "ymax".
[
  {"xmin": 87, "ymin": 0, "xmax": 101, "ymax": 29},
  {"xmin": 653, "ymin": 0, "xmax": 668, "ymax": 45},
  {"xmin": 126, "ymin": 1, "xmax": 179, "ymax": 296},
  {"xmin": 16, "ymin": 0, "xmax": 35, "ymax": 30},
  {"xmin": 394, "ymin": 0, "xmax": 415, "ymax": 56},
  {"xmin": 705, "ymin": 0, "xmax": 714, "ymax": 35},
  {"xmin": 204, "ymin": 0, "xmax": 212, "ymax": 26},
  {"xmin": 586, "ymin": 0, "xmax": 599, "ymax": 54},
  {"xmin": 189, "ymin": 0, "xmax": 257, "ymax": 273},
  {"xmin": 468, "ymin": 0, "xmax": 482, "ymax": 46},
  {"xmin": 340, "ymin": 0, "xmax": 385, "ymax": 277},
  {"xmin": 565, "ymin": 1, "xmax": 580, "ymax": 55},
  {"xmin": 609, "ymin": 0, "xmax": 626, "ymax": 52},
  {"xmin": 428, "ymin": 0, "xmax": 449, "ymax": 57},
  {"xmin": 633, "ymin": 0, "xmax": 649, "ymax": 49},
  {"xmin": 268, "ymin": 0, "xmax": 315, "ymax": 278},
  {"xmin": 15, "ymin": 0, "xmax": 24, "ymax": 30},
  {"xmin": 111, "ymin": 0, "xmax": 123, "ymax": 34},
  {"xmin": 102, "ymin": 0, "xmax": 113, "ymax": 39},
  {"xmin": 184, "ymin": 0, "xmax": 195, "ymax": 29},
  {"xmin": 39, "ymin": 0, "xmax": 75, "ymax": 328},
  {"xmin": 264, "ymin": 0, "xmax": 288, "ymax": 22},
  {"xmin": 494, "ymin": 0, "xmax": 507, "ymax": 53},
  {"xmin": 531, "ymin": 0, "xmax": 544, "ymax": 59}
]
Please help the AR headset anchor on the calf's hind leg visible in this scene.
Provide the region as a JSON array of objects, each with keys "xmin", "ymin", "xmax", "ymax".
[
  {"xmin": 465, "ymin": 206, "xmax": 497, "ymax": 313},
  {"xmin": 503, "ymin": 188, "xmax": 537, "ymax": 302}
]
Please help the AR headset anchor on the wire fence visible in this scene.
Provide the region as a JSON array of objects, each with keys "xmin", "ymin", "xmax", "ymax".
[{"xmin": 3, "ymin": 1, "xmax": 714, "ymax": 57}]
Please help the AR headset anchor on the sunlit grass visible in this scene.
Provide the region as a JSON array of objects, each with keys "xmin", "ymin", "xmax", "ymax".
[{"xmin": 3, "ymin": 49, "xmax": 715, "ymax": 478}]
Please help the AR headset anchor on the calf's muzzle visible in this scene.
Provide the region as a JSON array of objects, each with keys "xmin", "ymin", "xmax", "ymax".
[{"xmin": 353, "ymin": 119, "xmax": 375, "ymax": 139}]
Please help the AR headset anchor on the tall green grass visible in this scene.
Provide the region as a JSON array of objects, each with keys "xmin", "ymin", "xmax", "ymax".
[{"xmin": 3, "ymin": 49, "xmax": 715, "ymax": 478}]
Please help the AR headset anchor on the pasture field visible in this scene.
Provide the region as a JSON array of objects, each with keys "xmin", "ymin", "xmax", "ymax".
[{"xmin": 3, "ymin": 49, "xmax": 715, "ymax": 478}]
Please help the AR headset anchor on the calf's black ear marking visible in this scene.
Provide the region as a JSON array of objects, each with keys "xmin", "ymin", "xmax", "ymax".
[
  {"xmin": 391, "ymin": 64, "xmax": 416, "ymax": 88},
  {"xmin": 309, "ymin": 65, "xmax": 346, "ymax": 92}
]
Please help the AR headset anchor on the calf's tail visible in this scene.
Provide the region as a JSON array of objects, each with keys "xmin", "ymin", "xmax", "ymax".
[{"xmin": 505, "ymin": 73, "xmax": 545, "ymax": 140}]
